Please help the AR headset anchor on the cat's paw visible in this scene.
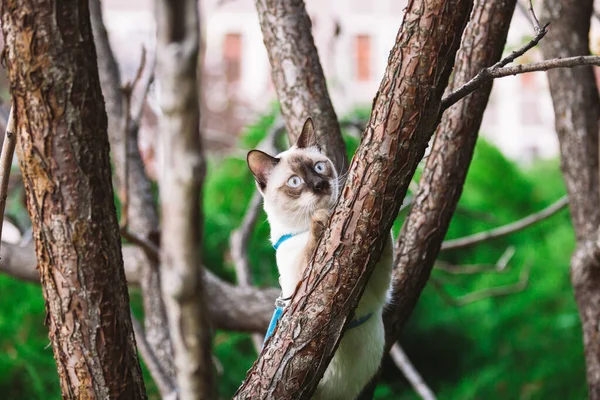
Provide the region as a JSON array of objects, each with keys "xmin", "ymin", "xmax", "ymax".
[{"xmin": 310, "ymin": 209, "xmax": 330, "ymax": 237}]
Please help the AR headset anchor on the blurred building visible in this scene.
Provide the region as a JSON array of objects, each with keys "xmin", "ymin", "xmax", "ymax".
[{"xmin": 63, "ymin": 0, "xmax": 600, "ymax": 164}]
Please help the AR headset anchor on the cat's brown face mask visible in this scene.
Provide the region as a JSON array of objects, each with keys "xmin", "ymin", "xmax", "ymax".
[{"xmin": 247, "ymin": 118, "xmax": 339, "ymax": 220}]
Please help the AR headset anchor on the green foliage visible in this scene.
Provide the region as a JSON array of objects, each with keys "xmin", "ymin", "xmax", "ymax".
[{"xmin": 0, "ymin": 113, "xmax": 585, "ymax": 399}]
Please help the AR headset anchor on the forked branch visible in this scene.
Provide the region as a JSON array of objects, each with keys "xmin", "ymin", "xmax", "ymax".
[{"xmin": 441, "ymin": 196, "xmax": 568, "ymax": 251}]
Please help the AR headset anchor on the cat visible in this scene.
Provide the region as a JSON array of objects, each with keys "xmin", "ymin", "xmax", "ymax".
[{"xmin": 247, "ymin": 117, "xmax": 393, "ymax": 400}]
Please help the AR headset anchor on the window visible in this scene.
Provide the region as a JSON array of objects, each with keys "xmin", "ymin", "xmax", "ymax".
[
  {"xmin": 355, "ymin": 35, "xmax": 371, "ymax": 82},
  {"xmin": 223, "ymin": 33, "xmax": 242, "ymax": 83}
]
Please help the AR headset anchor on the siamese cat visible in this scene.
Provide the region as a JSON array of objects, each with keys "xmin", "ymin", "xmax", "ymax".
[{"xmin": 247, "ymin": 118, "xmax": 393, "ymax": 400}]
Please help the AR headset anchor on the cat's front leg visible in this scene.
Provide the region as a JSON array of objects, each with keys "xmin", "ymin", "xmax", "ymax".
[{"xmin": 300, "ymin": 208, "xmax": 329, "ymax": 268}]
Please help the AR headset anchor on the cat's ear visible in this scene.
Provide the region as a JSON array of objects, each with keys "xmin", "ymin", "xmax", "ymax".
[
  {"xmin": 247, "ymin": 150, "xmax": 279, "ymax": 191},
  {"xmin": 296, "ymin": 117, "xmax": 318, "ymax": 149}
]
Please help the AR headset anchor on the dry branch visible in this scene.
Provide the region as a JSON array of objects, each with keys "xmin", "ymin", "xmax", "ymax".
[
  {"xmin": 155, "ymin": 0, "xmax": 213, "ymax": 397},
  {"xmin": 235, "ymin": 0, "xmax": 472, "ymax": 397},
  {"xmin": 430, "ymin": 262, "xmax": 531, "ymax": 307},
  {"xmin": 89, "ymin": 0, "xmax": 175, "ymax": 383},
  {"xmin": 0, "ymin": 108, "xmax": 16, "ymax": 251},
  {"xmin": 441, "ymin": 196, "xmax": 568, "ymax": 251},
  {"xmin": 435, "ymin": 246, "xmax": 515, "ymax": 274},
  {"xmin": 441, "ymin": 15, "xmax": 547, "ymax": 111},
  {"xmin": 390, "ymin": 344, "xmax": 437, "ymax": 400},
  {"xmin": 131, "ymin": 312, "xmax": 177, "ymax": 398}
]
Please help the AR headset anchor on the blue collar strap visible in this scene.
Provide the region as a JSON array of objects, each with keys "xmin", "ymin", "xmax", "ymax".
[
  {"xmin": 273, "ymin": 232, "xmax": 303, "ymax": 250},
  {"xmin": 263, "ymin": 304, "xmax": 374, "ymax": 344}
]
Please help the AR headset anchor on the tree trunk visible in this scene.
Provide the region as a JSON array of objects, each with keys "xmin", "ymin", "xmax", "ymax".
[
  {"xmin": 155, "ymin": 0, "xmax": 214, "ymax": 398},
  {"xmin": 384, "ymin": 0, "xmax": 517, "ymax": 345},
  {"xmin": 0, "ymin": 0, "xmax": 147, "ymax": 398},
  {"xmin": 255, "ymin": 0, "xmax": 347, "ymax": 173},
  {"xmin": 539, "ymin": 1, "xmax": 600, "ymax": 398},
  {"xmin": 234, "ymin": 0, "xmax": 472, "ymax": 398}
]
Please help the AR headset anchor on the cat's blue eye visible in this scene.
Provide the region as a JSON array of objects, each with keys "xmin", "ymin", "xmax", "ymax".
[
  {"xmin": 287, "ymin": 176, "xmax": 303, "ymax": 188},
  {"xmin": 314, "ymin": 161, "xmax": 326, "ymax": 174}
]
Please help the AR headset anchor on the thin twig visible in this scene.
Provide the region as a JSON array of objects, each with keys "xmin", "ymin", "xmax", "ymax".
[
  {"xmin": 0, "ymin": 108, "xmax": 16, "ymax": 254},
  {"xmin": 430, "ymin": 262, "xmax": 532, "ymax": 307},
  {"xmin": 119, "ymin": 48, "xmax": 147, "ymax": 229},
  {"xmin": 132, "ymin": 44, "xmax": 156, "ymax": 126},
  {"xmin": 435, "ymin": 246, "xmax": 515, "ymax": 274},
  {"xmin": 230, "ymin": 192, "xmax": 263, "ymax": 287},
  {"xmin": 454, "ymin": 206, "xmax": 500, "ymax": 224},
  {"xmin": 441, "ymin": 22, "xmax": 550, "ymax": 110},
  {"xmin": 131, "ymin": 311, "xmax": 177, "ymax": 398},
  {"xmin": 390, "ymin": 344, "xmax": 437, "ymax": 400},
  {"xmin": 121, "ymin": 227, "xmax": 160, "ymax": 262},
  {"xmin": 441, "ymin": 196, "xmax": 568, "ymax": 251},
  {"xmin": 526, "ymin": 0, "xmax": 542, "ymax": 33},
  {"xmin": 488, "ymin": 56, "xmax": 600, "ymax": 79}
]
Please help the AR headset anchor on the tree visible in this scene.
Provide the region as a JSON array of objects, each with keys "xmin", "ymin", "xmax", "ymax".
[
  {"xmin": 0, "ymin": 0, "xmax": 146, "ymax": 398},
  {"xmin": 1, "ymin": 0, "xmax": 600, "ymax": 398},
  {"xmin": 234, "ymin": 0, "xmax": 473, "ymax": 397},
  {"xmin": 539, "ymin": 0, "xmax": 600, "ymax": 398}
]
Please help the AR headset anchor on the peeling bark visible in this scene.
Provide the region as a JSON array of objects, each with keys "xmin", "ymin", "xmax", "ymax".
[
  {"xmin": 234, "ymin": 0, "xmax": 472, "ymax": 398},
  {"xmin": 255, "ymin": 0, "xmax": 347, "ymax": 173},
  {"xmin": 385, "ymin": 0, "xmax": 517, "ymax": 345},
  {"xmin": 539, "ymin": 1, "xmax": 600, "ymax": 397},
  {"xmin": 1, "ymin": 0, "xmax": 146, "ymax": 398}
]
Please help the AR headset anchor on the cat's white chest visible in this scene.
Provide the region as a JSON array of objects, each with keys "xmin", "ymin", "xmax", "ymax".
[{"xmin": 274, "ymin": 232, "xmax": 310, "ymax": 298}]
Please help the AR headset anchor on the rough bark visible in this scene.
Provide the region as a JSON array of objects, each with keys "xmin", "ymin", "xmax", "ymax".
[
  {"xmin": 384, "ymin": 0, "xmax": 517, "ymax": 345},
  {"xmin": 255, "ymin": 0, "xmax": 347, "ymax": 173},
  {"xmin": 155, "ymin": 0, "xmax": 214, "ymax": 398},
  {"xmin": 234, "ymin": 0, "xmax": 472, "ymax": 398},
  {"xmin": 0, "ymin": 242, "xmax": 279, "ymax": 333},
  {"xmin": 539, "ymin": 1, "xmax": 600, "ymax": 397},
  {"xmin": 89, "ymin": 0, "xmax": 175, "ymax": 381},
  {"xmin": 0, "ymin": 0, "xmax": 146, "ymax": 398}
]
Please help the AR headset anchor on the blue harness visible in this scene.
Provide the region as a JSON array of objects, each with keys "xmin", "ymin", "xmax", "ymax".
[{"xmin": 264, "ymin": 233, "xmax": 374, "ymax": 343}]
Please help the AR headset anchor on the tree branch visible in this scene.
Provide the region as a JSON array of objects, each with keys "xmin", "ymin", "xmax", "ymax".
[
  {"xmin": 131, "ymin": 312, "xmax": 177, "ymax": 398},
  {"xmin": 235, "ymin": 0, "xmax": 472, "ymax": 397},
  {"xmin": 435, "ymin": 246, "xmax": 516, "ymax": 274},
  {"xmin": 155, "ymin": 0, "xmax": 214, "ymax": 397},
  {"xmin": 390, "ymin": 344, "xmax": 437, "ymax": 400},
  {"xmin": 0, "ymin": 241, "xmax": 278, "ymax": 333},
  {"xmin": 430, "ymin": 262, "xmax": 531, "ymax": 307},
  {"xmin": 442, "ymin": 55, "xmax": 600, "ymax": 111},
  {"xmin": 441, "ymin": 196, "xmax": 568, "ymax": 251},
  {"xmin": 255, "ymin": 0, "xmax": 347, "ymax": 174},
  {"xmin": 0, "ymin": 108, "xmax": 16, "ymax": 252}
]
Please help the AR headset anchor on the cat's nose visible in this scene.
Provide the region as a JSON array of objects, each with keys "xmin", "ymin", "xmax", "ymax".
[{"xmin": 313, "ymin": 180, "xmax": 330, "ymax": 194}]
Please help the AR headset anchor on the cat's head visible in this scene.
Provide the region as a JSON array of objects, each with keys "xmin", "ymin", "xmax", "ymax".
[{"xmin": 247, "ymin": 118, "xmax": 339, "ymax": 231}]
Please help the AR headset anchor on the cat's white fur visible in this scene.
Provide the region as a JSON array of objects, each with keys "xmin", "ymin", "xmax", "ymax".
[{"xmin": 253, "ymin": 140, "xmax": 393, "ymax": 400}]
